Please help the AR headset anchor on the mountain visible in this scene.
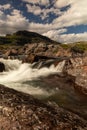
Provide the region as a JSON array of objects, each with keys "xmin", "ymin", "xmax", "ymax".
[{"xmin": 0, "ymin": 30, "xmax": 60, "ymax": 45}]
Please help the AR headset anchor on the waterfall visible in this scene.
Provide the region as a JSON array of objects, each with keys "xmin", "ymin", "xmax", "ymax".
[{"xmin": 0, "ymin": 58, "xmax": 65, "ymax": 96}]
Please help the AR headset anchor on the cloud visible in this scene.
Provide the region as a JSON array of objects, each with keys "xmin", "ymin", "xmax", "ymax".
[
  {"xmin": 55, "ymin": 0, "xmax": 75, "ymax": 8},
  {"xmin": 28, "ymin": 22, "xmax": 65, "ymax": 34},
  {"xmin": 43, "ymin": 29, "xmax": 67, "ymax": 40},
  {"xmin": 39, "ymin": 0, "xmax": 50, "ymax": 6},
  {"xmin": 25, "ymin": 0, "xmax": 87, "ymax": 31},
  {"xmin": 0, "ymin": 9, "xmax": 29, "ymax": 35},
  {"xmin": 0, "ymin": 8, "xmax": 56, "ymax": 35},
  {"xmin": 26, "ymin": 4, "xmax": 42, "ymax": 15},
  {"xmin": 26, "ymin": 4, "xmax": 61, "ymax": 20},
  {"xmin": 22, "ymin": 0, "xmax": 50, "ymax": 6},
  {"xmin": 28, "ymin": 22, "xmax": 52, "ymax": 33},
  {"xmin": 61, "ymin": 32, "xmax": 87, "ymax": 43},
  {"xmin": 53, "ymin": 0, "xmax": 87, "ymax": 27},
  {"xmin": 44, "ymin": 32, "xmax": 87, "ymax": 43},
  {"xmin": 0, "ymin": 4, "xmax": 11, "ymax": 10}
]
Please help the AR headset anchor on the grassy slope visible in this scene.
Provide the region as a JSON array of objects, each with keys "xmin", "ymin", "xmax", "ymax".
[{"xmin": 0, "ymin": 30, "xmax": 59, "ymax": 46}]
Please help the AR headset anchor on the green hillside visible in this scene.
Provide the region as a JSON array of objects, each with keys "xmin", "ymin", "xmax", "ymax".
[{"xmin": 0, "ymin": 30, "xmax": 59, "ymax": 46}]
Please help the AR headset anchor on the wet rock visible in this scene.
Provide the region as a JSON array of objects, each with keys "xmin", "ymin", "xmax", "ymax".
[
  {"xmin": 22, "ymin": 54, "xmax": 55, "ymax": 64},
  {"xmin": 0, "ymin": 85, "xmax": 87, "ymax": 130},
  {"xmin": 32, "ymin": 59, "xmax": 55, "ymax": 68},
  {"xmin": 4, "ymin": 49, "xmax": 18, "ymax": 57},
  {"xmin": 0, "ymin": 62, "xmax": 5, "ymax": 72},
  {"xmin": 22, "ymin": 54, "xmax": 41, "ymax": 63},
  {"xmin": 25, "ymin": 43, "xmax": 38, "ymax": 54}
]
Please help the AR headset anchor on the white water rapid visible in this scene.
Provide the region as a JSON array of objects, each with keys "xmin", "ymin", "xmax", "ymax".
[{"xmin": 0, "ymin": 58, "xmax": 65, "ymax": 98}]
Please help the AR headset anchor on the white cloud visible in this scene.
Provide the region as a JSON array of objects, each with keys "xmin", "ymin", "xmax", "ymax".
[
  {"xmin": 53, "ymin": 0, "xmax": 87, "ymax": 27},
  {"xmin": 26, "ymin": 4, "xmax": 61, "ymax": 20},
  {"xmin": 43, "ymin": 29, "xmax": 67, "ymax": 40},
  {"xmin": 55, "ymin": 0, "xmax": 76, "ymax": 8},
  {"xmin": 26, "ymin": 4, "xmax": 42, "ymax": 15},
  {"xmin": 0, "ymin": 9, "xmax": 29, "ymax": 35},
  {"xmin": 28, "ymin": 22, "xmax": 52, "ymax": 33},
  {"xmin": 45, "ymin": 32, "xmax": 87, "ymax": 43},
  {"xmin": 25, "ymin": 0, "xmax": 87, "ymax": 29},
  {"xmin": 0, "ymin": 4, "xmax": 11, "ymax": 10},
  {"xmin": 0, "ymin": 8, "xmax": 56, "ymax": 35},
  {"xmin": 22, "ymin": 0, "xmax": 50, "ymax": 6},
  {"xmin": 63, "ymin": 32, "xmax": 87, "ymax": 43}
]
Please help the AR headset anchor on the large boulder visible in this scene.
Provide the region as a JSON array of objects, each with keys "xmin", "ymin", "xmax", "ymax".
[
  {"xmin": 0, "ymin": 62, "xmax": 5, "ymax": 72},
  {"xmin": 0, "ymin": 85, "xmax": 87, "ymax": 130}
]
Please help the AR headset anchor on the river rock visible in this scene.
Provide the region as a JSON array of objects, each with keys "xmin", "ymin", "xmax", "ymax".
[
  {"xmin": 22, "ymin": 54, "xmax": 55, "ymax": 64},
  {"xmin": 0, "ymin": 84, "xmax": 87, "ymax": 130},
  {"xmin": 0, "ymin": 62, "xmax": 5, "ymax": 72},
  {"xmin": 22, "ymin": 54, "xmax": 39, "ymax": 63},
  {"xmin": 4, "ymin": 49, "xmax": 18, "ymax": 57}
]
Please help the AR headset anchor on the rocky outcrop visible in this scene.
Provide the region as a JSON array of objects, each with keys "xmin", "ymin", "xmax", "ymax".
[
  {"xmin": 74, "ymin": 75, "xmax": 87, "ymax": 95},
  {"xmin": 63, "ymin": 57, "xmax": 87, "ymax": 96},
  {"xmin": 4, "ymin": 49, "xmax": 18, "ymax": 57},
  {"xmin": 22, "ymin": 54, "xmax": 56, "ymax": 64},
  {"xmin": 22, "ymin": 54, "xmax": 37, "ymax": 63},
  {"xmin": 0, "ymin": 62, "xmax": 5, "ymax": 72},
  {"xmin": 0, "ymin": 84, "xmax": 87, "ymax": 130}
]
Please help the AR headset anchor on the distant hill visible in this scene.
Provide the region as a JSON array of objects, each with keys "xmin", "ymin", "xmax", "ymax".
[{"xmin": 0, "ymin": 30, "xmax": 60, "ymax": 45}]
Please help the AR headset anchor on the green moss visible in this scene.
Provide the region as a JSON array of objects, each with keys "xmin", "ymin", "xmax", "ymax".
[{"xmin": 60, "ymin": 44, "xmax": 71, "ymax": 50}]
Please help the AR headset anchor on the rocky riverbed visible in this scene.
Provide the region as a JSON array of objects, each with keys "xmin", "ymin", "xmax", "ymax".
[{"xmin": 0, "ymin": 56, "xmax": 87, "ymax": 129}]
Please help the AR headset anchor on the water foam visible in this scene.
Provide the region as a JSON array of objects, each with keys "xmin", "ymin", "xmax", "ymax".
[
  {"xmin": 0, "ymin": 58, "xmax": 21, "ymax": 71},
  {"xmin": 0, "ymin": 58, "xmax": 65, "ymax": 97}
]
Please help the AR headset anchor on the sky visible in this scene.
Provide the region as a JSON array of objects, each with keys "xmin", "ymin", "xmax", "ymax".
[{"xmin": 0, "ymin": 0, "xmax": 87, "ymax": 43}]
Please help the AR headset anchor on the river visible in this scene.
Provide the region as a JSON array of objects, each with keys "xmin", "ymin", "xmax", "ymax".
[{"xmin": 0, "ymin": 58, "xmax": 87, "ymax": 119}]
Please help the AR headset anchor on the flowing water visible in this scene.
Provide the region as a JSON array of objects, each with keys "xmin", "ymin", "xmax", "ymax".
[
  {"xmin": 0, "ymin": 58, "xmax": 87, "ymax": 119},
  {"xmin": 0, "ymin": 58, "xmax": 65, "ymax": 96}
]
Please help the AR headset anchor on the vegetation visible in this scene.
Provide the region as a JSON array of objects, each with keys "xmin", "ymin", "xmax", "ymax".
[
  {"xmin": 0, "ymin": 30, "xmax": 59, "ymax": 46},
  {"xmin": 60, "ymin": 42, "xmax": 87, "ymax": 54},
  {"xmin": 71, "ymin": 42, "xmax": 87, "ymax": 53},
  {"xmin": 60, "ymin": 43, "xmax": 71, "ymax": 50}
]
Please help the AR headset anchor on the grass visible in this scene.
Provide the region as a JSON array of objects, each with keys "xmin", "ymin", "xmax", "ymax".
[
  {"xmin": 71, "ymin": 42, "xmax": 87, "ymax": 53},
  {"xmin": 60, "ymin": 44, "xmax": 71, "ymax": 50},
  {"xmin": 60, "ymin": 42, "xmax": 87, "ymax": 53}
]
